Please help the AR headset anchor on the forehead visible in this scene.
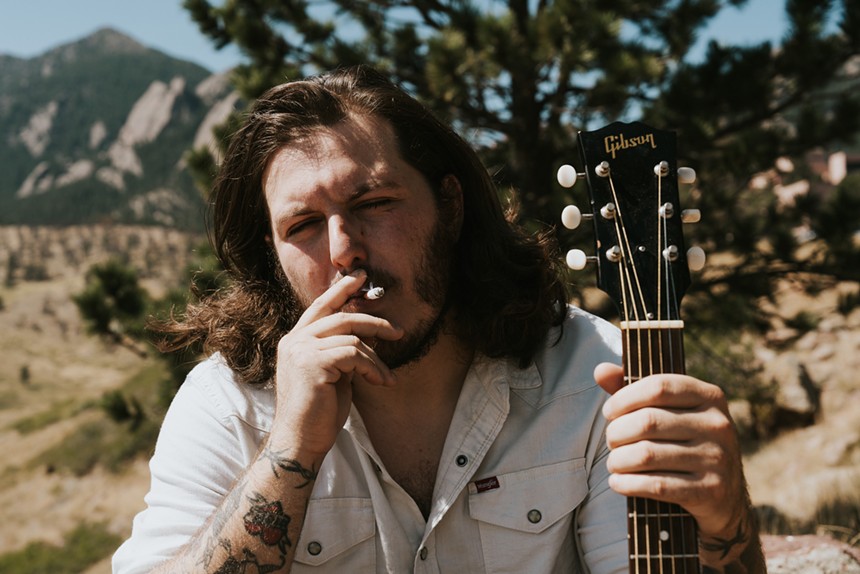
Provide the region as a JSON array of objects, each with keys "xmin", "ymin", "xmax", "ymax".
[
  {"xmin": 262, "ymin": 115, "xmax": 420, "ymax": 210},
  {"xmin": 266, "ymin": 115, "xmax": 400, "ymax": 181}
]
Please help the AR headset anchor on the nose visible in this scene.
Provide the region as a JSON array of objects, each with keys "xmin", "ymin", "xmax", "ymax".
[{"xmin": 328, "ymin": 214, "xmax": 367, "ymax": 272}]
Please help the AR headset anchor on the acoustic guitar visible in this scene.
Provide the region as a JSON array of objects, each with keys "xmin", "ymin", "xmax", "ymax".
[{"xmin": 558, "ymin": 121, "xmax": 706, "ymax": 573}]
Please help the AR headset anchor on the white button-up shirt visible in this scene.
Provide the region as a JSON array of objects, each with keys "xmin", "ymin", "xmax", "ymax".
[{"xmin": 113, "ymin": 307, "xmax": 627, "ymax": 573}]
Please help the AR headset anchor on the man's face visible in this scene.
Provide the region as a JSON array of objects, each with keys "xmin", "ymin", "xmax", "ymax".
[{"xmin": 263, "ymin": 115, "xmax": 460, "ymax": 369}]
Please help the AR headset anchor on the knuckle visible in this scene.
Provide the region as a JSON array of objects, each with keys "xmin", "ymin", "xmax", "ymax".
[
  {"xmin": 641, "ymin": 409, "xmax": 660, "ymax": 433},
  {"xmin": 638, "ymin": 443, "xmax": 657, "ymax": 467},
  {"xmin": 650, "ymin": 476, "xmax": 668, "ymax": 499}
]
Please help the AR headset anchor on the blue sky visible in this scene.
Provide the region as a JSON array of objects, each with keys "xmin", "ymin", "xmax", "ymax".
[{"xmin": 0, "ymin": 0, "xmax": 790, "ymax": 72}]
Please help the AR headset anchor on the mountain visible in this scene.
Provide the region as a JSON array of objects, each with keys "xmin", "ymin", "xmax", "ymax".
[{"xmin": 0, "ymin": 28, "xmax": 241, "ymax": 229}]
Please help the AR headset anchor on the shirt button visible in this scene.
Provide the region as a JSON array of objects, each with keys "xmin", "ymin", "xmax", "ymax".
[
  {"xmin": 455, "ymin": 454, "xmax": 468, "ymax": 467},
  {"xmin": 419, "ymin": 546, "xmax": 429, "ymax": 560},
  {"xmin": 527, "ymin": 509, "xmax": 543, "ymax": 524},
  {"xmin": 307, "ymin": 541, "xmax": 323, "ymax": 556}
]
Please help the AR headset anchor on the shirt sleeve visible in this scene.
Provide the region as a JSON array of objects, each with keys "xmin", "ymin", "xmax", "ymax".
[{"xmin": 112, "ymin": 370, "xmax": 250, "ymax": 574}]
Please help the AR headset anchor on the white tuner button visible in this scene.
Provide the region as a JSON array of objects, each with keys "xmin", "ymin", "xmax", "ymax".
[
  {"xmin": 557, "ymin": 164, "xmax": 578, "ymax": 188},
  {"xmin": 561, "ymin": 205, "xmax": 582, "ymax": 230},
  {"xmin": 566, "ymin": 249, "xmax": 588, "ymax": 270},
  {"xmin": 678, "ymin": 167, "xmax": 697, "ymax": 184},
  {"xmin": 687, "ymin": 246, "xmax": 706, "ymax": 271},
  {"xmin": 681, "ymin": 209, "xmax": 701, "ymax": 223}
]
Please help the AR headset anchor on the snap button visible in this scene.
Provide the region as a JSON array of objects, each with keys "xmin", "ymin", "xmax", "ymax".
[
  {"xmin": 527, "ymin": 509, "xmax": 542, "ymax": 524},
  {"xmin": 455, "ymin": 454, "xmax": 468, "ymax": 467},
  {"xmin": 419, "ymin": 546, "xmax": 428, "ymax": 560},
  {"xmin": 307, "ymin": 541, "xmax": 322, "ymax": 556}
]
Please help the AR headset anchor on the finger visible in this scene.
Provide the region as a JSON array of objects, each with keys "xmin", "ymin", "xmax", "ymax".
[
  {"xmin": 606, "ymin": 440, "xmax": 721, "ymax": 475},
  {"xmin": 605, "ymin": 408, "xmax": 699, "ymax": 448},
  {"xmin": 294, "ymin": 269, "xmax": 368, "ymax": 328},
  {"xmin": 594, "ymin": 362, "xmax": 625, "ymax": 396},
  {"xmin": 603, "ymin": 374, "xmax": 725, "ymax": 421},
  {"xmin": 319, "ymin": 345, "xmax": 396, "ymax": 387},
  {"xmin": 308, "ymin": 312, "xmax": 404, "ymax": 341},
  {"xmin": 607, "ymin": 470, "xmax": 700, "ymax": 503}
]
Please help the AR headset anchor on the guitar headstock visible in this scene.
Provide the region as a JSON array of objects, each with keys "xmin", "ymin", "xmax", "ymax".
[{"xmin": 558, "ymin": 121, "xmax": 704, "ymax": 323}]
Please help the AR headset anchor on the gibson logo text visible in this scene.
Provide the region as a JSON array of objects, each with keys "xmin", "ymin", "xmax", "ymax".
[{"xmin": 604, "ymin": 133, "xmax": 656, "ymax": 159}]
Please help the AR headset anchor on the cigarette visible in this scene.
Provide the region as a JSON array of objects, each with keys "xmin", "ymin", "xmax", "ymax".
[{"xmin": 362, "ymin": 282, "xmax": 385, "ymax": 300}]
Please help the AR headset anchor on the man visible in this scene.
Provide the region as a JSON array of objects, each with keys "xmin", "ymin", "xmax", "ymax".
[{"xmin": 113, "ymin": 66, "xmax": 765, "ymax": 573}]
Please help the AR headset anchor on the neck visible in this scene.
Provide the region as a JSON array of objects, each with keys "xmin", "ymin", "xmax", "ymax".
[
  {"xmin": 620, "ymin": 319, "xmax": 700, "ymax": 572},
  {"xmin": 354, "ymin": 322, "xmax": 474, "ymax": 415}
]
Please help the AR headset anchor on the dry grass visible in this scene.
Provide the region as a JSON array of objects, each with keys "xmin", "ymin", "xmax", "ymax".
[{"xmin": 0, "ymin": 225, "xmax": 196, "ymax": 564}]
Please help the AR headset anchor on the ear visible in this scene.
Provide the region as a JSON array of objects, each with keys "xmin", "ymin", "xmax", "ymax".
[{"xmin": 440, "ymin": 174, "xmax": 464, "ymax": 241}]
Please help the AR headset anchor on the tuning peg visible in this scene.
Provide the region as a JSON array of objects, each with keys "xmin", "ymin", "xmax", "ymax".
[
  {"xmin": 681, "ymin": 209, "xmax": 701, "ymax": 223},
  {"xmin": 560, "ymin": 204, "xmax": 594, "ymax": 230},
  {"xmin": 561, "ymin": 205, "xmax": 582, "ymax": 229},
  {"xmin": 687, "ymin": 246, "xmax": 706, "ymax": 271},
  {"xmin": 678, "ymin": 167, "xmax": 696, "ymax": 184},
  {"xmin": 566, "ymin": 249, "xmax": 596, "ymax": 270},
  {"xmin": 556, "ymin": 164, "xmax": 579, "ymax": 188},
  {"xmin": 595, "ymin": 161, "xmax": 611, "ymax": 178}
]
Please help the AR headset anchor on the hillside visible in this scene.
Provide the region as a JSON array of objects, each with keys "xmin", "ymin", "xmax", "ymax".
[
  {"xmin": 0, "ymin": 224, "xmax": 201, "ymax": 572},
  {"xmin": 0, "ymin": 28, "xmax": 240, "ymax": 229},
  {"xmin": 0, "ymin": 225, "xmax": 857, "ymax": 572}
]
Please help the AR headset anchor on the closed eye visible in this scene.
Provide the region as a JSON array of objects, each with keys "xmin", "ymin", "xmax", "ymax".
[
  {"xmin": 357, "ymin": 198, "xmax": 395, "ymax": 210},
  {"xmin": 285, "ymin": 217, "xmax": 322, "ymax": 238}
]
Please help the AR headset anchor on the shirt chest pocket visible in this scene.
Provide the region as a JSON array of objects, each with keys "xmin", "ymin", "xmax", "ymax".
[
  {"xmin": 293, "ymin": 498, "xmax": 376, "ymax": 571},
  {"xmin": 468, "ymin": 458, "xmax": 589, "ymax": 573}
]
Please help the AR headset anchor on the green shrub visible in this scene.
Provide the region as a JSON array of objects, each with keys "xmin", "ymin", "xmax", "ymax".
[{"xmin": 0, "ymin": 522, "xmax": 121, "ymax": 574}]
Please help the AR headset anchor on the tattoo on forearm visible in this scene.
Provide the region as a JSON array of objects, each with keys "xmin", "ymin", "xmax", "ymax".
[
  {"xmin": 261, "ymin": 445, "xmax": 318, "ymax": 487},
  {"xmin": 211, "ymin": 542, "xmax": 286, "ymax": 574},
  {"xmin": 243, "ymin": 492, "xmax": 293, "ymax": 553},
  {"xmin": 700, "ymin": 518, "xmax": 749, "ymax": 560},
  {"xmin": 201, "ymin": 475, "xmax": 250, "ymax": 569}
]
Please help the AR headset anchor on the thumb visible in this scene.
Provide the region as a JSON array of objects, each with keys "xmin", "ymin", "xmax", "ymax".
[{"xmin": 594, "ymin": 362, "xmax": 625, "ymax": 396}]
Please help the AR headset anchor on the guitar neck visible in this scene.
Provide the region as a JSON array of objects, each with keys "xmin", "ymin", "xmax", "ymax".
[{"xmin": 621, "ymin": 322, "xmax": 701, "ymax": 572}]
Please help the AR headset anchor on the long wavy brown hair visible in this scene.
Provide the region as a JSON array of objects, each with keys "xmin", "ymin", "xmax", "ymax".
[{"xmin": 153, "ymin": 65, "xmax": 568, "ymax": 387}]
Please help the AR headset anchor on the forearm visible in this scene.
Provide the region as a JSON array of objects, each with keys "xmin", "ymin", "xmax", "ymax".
[
  {"xmin": 152, "ymin": 443, "xmax": 322, "ymax": 574},
  {"xmin": 700, "ymin": 509, "xmax": 767, "ymax": 574}
]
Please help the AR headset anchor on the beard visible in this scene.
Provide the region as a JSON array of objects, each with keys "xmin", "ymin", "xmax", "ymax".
[{"xmin": 371, "ymin": 224, "xmax": 453, "ymax": 370}]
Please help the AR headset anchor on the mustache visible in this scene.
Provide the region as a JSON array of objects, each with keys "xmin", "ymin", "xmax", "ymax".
[{"xmin": 336, "ymin": 266, "xmax": 399, "ymax": 293}]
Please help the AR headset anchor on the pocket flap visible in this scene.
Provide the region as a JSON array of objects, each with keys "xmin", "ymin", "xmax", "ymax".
[
  {"xmin": 468, "ymin": 458, "xmax": 588, "ymax": 534},
  {"xmin": 294, "ymin": 498, "xmax": 375, "ymax": 565}
]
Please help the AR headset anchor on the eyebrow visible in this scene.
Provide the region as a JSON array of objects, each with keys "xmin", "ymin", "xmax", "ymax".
[{"xmin": 347, "ymin": 179, "xmax": 399, "ymax": 201}]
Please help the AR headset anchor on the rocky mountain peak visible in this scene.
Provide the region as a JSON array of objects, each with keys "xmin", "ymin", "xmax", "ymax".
[{"xmin": 0, "ymin": 28, "xmax": 240, "ymax": 229}]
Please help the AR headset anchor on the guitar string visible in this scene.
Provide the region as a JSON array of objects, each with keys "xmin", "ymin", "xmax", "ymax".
[
  {"xmin": 613, "ymin": 209, "xmax": 639, "ymax": 574},
  {"xmin": 608, "ymin": 172, "xmax": 655, "ymax": 574},
  {"xmin": 661, "ymin": 164, "xmax": 701, "ymax": 573},
  {"xmin": 659, "ymin": 167, "xmax": 691, "ymax": 574},
  {"xmin": 606, "ymin": 174, "xmax": 640, "ymax": 573},
  {"xmin": 655, "ymin": 167, "xmax": 670, "ymax": 574}
]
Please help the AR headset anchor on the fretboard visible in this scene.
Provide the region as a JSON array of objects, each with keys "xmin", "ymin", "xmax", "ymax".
[{"xmin": 621, "ymin": 321, "xmax": 701, "ymax": 573}]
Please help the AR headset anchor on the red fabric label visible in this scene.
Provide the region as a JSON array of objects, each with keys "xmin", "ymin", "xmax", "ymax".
[{"xmin": 474, "ymin": 476, "xmax": 500, "ymax": 493}]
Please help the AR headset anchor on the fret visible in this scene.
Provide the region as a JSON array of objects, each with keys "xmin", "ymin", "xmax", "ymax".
[
  {"xmin": 630, "ymin": 554, "xmax": 700, "ymax": 559},
  {"xmin": 628, "ymin": 512, "xmax": 695, "ymax": 518},
  {"xmin": 629, "ymin": 556, "xmax": 702, "ymax": 574}
]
